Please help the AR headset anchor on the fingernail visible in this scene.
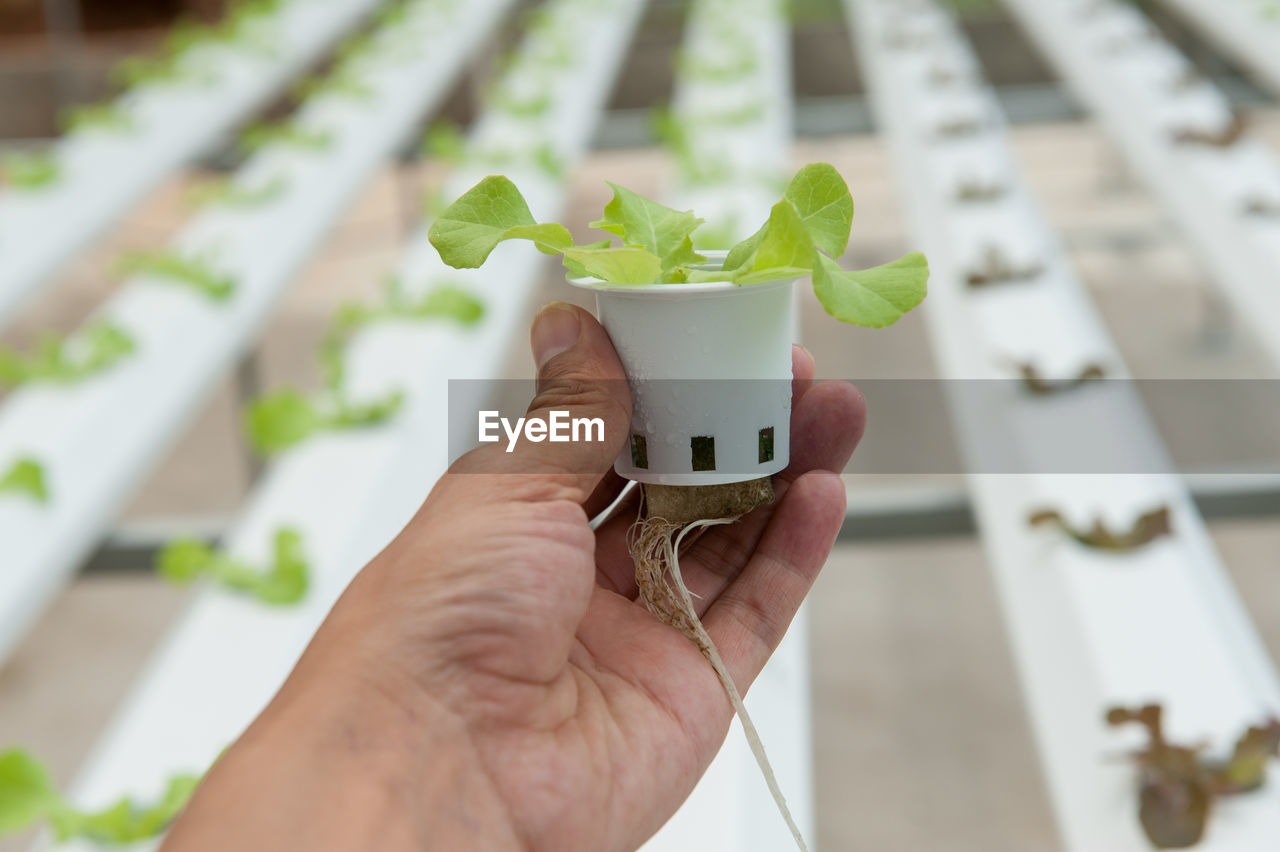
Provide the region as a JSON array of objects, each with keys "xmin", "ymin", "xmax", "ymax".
[{"xmin": 531, "ymin": 302, "xmax": 581, "ymax": 370}]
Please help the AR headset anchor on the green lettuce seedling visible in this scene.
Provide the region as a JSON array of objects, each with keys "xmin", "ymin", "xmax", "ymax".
[
  {"xmin": 59, "ymin": 102, "xmax": 133, "ymax": 135},
  {"xmin": 1, "ymin": 151, "xmax": 60, "ymax": 191},
  {"xmin": 0, "ymin": 458, "xmax": 48, "ymax": 504},
  {"xmin": 293, "ymin": 68, "xmax": 376, "ymax": 103},
  {"xmin": 187, "ymin": 174, "xmax": 290, "ymax": 209},
  {"xmin": 245, "ymin": 388, "xmax": 405, "ymax": 455},
  {"xmin": 319, "ymin": 281, "xmax": 485, "ymax": 389},
  {"xmin": 157, "ymin": 527, "xmax": 309, "ymax": 605},
  {"xmin": 239, "ymin": 120, "xmax": 334, "ymax": 156},
  {"xmin": 429, "ymin": 162, "xmax": 928, "ymax": 328},
  {"xmin": 0, "ymin": 322, "xmax": 135, "ymax": 388},
  {"xmin": 251, "ymin": 281, "xmax": 483, "ymax": 451},
  {"xmin": 0, "ymin": 749, "xmax": 198, "ymax": 844},
  {"xmin": 116, "ymin": 249, "xmax": 236, "ymax": 302}
]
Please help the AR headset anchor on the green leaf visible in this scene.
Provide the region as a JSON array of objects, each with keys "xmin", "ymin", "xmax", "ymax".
[
  {"xmin": 0, "ymin": 458, "xmax": 49, "ymax": 504},
  {"xmin": 589, "ymin": 182, "xmax": 704, "ymax": 274},
  {"xmin": 781, "ymin": 162, "xmax": 854, "ymax": 258},
  {"xmin": 428, "ymin": 176, "xmax": 572, "ymax": 268},
  {"xmin": 562, "ymin": 245, "xmax": 663, "ymax": 284},
  {"xmin": 402, "ymin": 285, "xmax": 487, "ymax": 325},
  {"xmin": 156, "ymin": 537, "xmax": 215, "ymax": 583},
  {"xmin": 732, "ymin": 200, "xmax": 816, "ymax": 285},
  {"xmin": 246, "ymin": 386, "xmax": 404, "ymax": 455},
  {"xmin": 187, "ymin": 174, "xmax": 289, "ymax": 209},
  {"xmin": 157, "ymin": 528, "xmax": 309, "ymax": 606},
  {"xmin": 239, "ymin": 120, "xmax": 333, "ymax": 156},
  {"xmin": 245, "ymin": 389, "xmax": 320, "ymax": 454},
  {"xmin": 0, "ymin": 749, "xmax": 60, "ymax": 835},
  {"xmin": 725, "ymin": 162, "xmax": 854, "ymax": 271},
  {"xmin": 421, "ymin": 120, "xmax": 466, "ymax": 163},
  {"xmin": 116, "ymin": 250, "xmax": 236, "ymax": 301},
  {"xmin": 49, "ymin": 773, "xmax": 200, "ymax": 844},
  {"xmin": 560, "ymin": 238, "xmax": 612, "ymax": 278},
  {"xmin": 1, "ymin": 151, "xmax": 59, "ymax": 190},
  {"xmin": 0, "ymin": 749, "xmax": 198, "ymax": 844},
  {"xmin": 811, "ymin": 252, "xmax": 929, "ymax": 328},
  {"xmin": 0, "ymin": 321, "xmax": 136, "ymax": 388},
  {"xmin": 214, "ymin": 529, "xmax": 309, "ymax": 605},
  {"xmin": 60, "ymin": 102, "xmax": 133, "ymax": 135}
]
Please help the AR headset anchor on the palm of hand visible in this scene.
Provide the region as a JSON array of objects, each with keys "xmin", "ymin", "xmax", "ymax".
[{"xmin": 361, "ymin": 344, "xmax": 862, "ymax": 852}]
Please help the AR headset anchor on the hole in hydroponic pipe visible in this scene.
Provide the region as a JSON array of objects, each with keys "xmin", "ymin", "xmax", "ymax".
[
  {"xmin": 759, "ymin": 426, "xmax": 775, "ymax": 463},
  {"xmin": 631, "ymin": 434, "xmax": 649, "ymax": 469},
  {"xmin": 691, "ymin": 436, "xmax": 716, "ymax": 471}
]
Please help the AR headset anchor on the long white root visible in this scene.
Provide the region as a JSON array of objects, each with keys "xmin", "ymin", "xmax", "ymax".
[{"xmin": 629, "ymin": 512, "xmax": 809, "ymax": 852}]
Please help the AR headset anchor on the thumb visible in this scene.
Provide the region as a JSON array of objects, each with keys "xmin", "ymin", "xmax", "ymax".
[{"xmin": 451, "ymin": 302, "xmax": 632, "ymax": 504}]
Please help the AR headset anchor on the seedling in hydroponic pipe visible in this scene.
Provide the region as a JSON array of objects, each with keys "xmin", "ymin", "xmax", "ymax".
[
  {"xmin": 0, "ymin": 457, "xmax": 48, "ymax": 504},
  {"xmin": 1171, "ymin": 112, "xmax": 1248, "ymax": 148},
  {"xmin": 59, "ymin": 102, "xmax": 133, "ymax": 135},
  {"xmin": 157, "ymin": 527, "xmax": 309, "ymax": 605},
  {"xmin": 954, "ymin": 176, "xmax": 1009, "ymax": 203},
  {"xmin": 249, "ymin": 280, "xmax": 484, "ymax": 449},
  {"xmin": 964, "ymin": 244, "xmax": 1045, "ymax": 288},
  {"xmin": 115, "ymin": 249, "xmax": 236, "ymax": 302},
  {"xmin": 1242, "ymin": 194, "xmax": 1280, "ymax": 218},
  {"xmin": 318, "ymin": 280, "xmax": 485, "ymax": 390},
  {"xmin": 245, "ymin": 387, "xmax": 405, "ymax": 456},
  {"xmin": 187, "ymin": 174, "xmax": 290, "ymax": 210},
  {"xmin": 1027, "ymin": 505, "xmax": 1172, "ymax": 552},
  {"xmin": 0, "ymin": 322, "xmax": 135, "ymax": 389},
  {"xmin": 1106, "ymin": 704, "xmax": 1280, "ymax": 849},
  {"xmin": 238, "ymin": 119, "xmax": 333, "ymax": 156},
  {"xmin": 0, "ymin": 748, "xmax": 199, "ymax": 844},
  {"xmin": 0, "ymin": 151, "xmax": 59, "ymax": 191},
  {"xmin": 934, "ymin": 114, "xmax": 986, "ymax": 140},
  {"xmin": 429, "ymin": 162, "xmax": 928, "ymax": 852},
  {"xmin": 1012, "ymin": 362, "xmax": 1106, "ymax": 395},
  {"xmin": 293, "ymin": 68, "xmax": 376, "ymax": 104}
]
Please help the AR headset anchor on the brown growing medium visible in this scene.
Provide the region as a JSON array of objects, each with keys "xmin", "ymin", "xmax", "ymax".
[{"xmin": 627, "ymin": 478, "xmax": 809, "ymax": 851}]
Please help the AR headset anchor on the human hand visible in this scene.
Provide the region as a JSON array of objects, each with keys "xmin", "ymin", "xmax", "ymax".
[{"xmin": 164, "ymin": 302, "xmax": 865, "ymax": 852}]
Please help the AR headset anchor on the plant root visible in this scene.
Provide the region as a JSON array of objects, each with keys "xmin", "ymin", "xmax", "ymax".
[{"xmin": 629, "ymin": 478, "xmax": 809, "ymax": 852}]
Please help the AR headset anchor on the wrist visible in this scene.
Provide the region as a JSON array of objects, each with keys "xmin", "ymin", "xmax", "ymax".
[{"xmin": 167, "ymin": 643, "xmax": 522, "ymax": 851}]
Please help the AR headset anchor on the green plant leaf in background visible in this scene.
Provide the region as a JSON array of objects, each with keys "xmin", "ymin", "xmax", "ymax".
[
  {"xmin": 59, "ymin": 102, "xmax": 133, "ymax": 135},
  {"xmin": 1, "ymin": 151, "xmax": 60, "ymax": 190},
  {"xmin": 157, "ymin": 527, "xmax": 309, "ymax": 605},
  {"xmin": 421, "ymin": 120, "xmax": 467, "ymax": 164},
  {"xmin": 116, "ymin": 249, "xmax": 236, "ymax": 301},
  {"xmin": 239, "ymin": 120, "xmax": 333, "ymax": 156},
  {"xmin": 245, "ymin": 388, "xmax": 405, "ymax": 455},
  {"xmin": 0, "ymin": 322, "xmax": 136, "ymax": 388},
  {"xmin": 811, "ymin": 252, "xmax": 929, "ymax": 328},
  {"xmin": 0, "ymin": 749, "xmax": 199, "ymax": 844},
  {"xmin": 187, "ymin": 174, "xmax": 290, "ymax": 210},
  {"xmin": 0, "ymin": 749, "xmax": 61, "ymax": 836},
  {"xmin": 0, "ymin": 458, "xmax": 49, "ymax": 504},
  {"xmin": 319, "ymin": 282, "xmax": 486, "ymax": 391}
]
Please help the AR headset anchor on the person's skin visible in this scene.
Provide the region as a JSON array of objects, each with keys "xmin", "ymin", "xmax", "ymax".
[{"xmin": 162, "ymin": 302, "xmax": 866, "ymax": 852}]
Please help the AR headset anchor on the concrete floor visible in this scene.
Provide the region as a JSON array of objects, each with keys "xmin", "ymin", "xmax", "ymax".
[{"xmin": 3, "ymin": 121, "xmax": 1280, "ymax": 850}]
